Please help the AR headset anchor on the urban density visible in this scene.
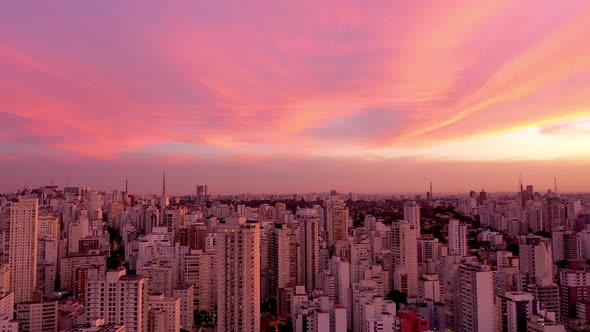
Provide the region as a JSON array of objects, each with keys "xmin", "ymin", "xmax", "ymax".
[
  {"xmin": 0, "ymin": 180, "xmax": 588, "ymax": 331},
  {"xmin": 2, "ymin": 1, "xmax": 590, "ymax": 332}
]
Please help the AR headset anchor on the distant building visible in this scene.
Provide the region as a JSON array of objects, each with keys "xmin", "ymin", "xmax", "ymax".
[
  {"xmin": 196, "ymin": 185, "xmax": 208, "ymax": 205},
  {"xmin": 403, "ymin": 201, "xmax": 421, "ymax": 237},
  {"xmin": 448, "ymin": 219, "xmax": 468, "ymax": 257}
]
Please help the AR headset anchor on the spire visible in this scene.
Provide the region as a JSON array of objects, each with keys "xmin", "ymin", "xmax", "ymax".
[
  {"xmin": 429, "ymin": 178, "xmax": 433, "ymax": 198},
  {"xmin": 125, "ymin": 176, "xmax": 128, "ymax": 194},
  {"xmin": 554, "ymin": 178, "xmax": 557, "ymax": 193},
  {"xmin": 162, "ymin": 171, "xmax": 166, "ymax": 196},
  {"xmin": 519, "ymin": 173, "xmax": 523, "ymax": 191}
]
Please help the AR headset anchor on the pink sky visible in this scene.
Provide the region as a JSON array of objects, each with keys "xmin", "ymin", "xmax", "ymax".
[{"xmin": 1, "ymin": 1, "xmax": 589, "ymax": 194}]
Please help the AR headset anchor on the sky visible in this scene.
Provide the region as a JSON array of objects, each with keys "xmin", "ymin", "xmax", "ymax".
[{"xmin": 1, "ymin": 0, "xmax": 590, "ymax": 194}]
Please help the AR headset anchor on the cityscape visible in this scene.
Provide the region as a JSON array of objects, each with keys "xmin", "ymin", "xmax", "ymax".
[
  {"xmin": 2, "ymin": 1, "xmax": 590, "ymax": 332},
  {"xmin": 0, "ymin": 182, "xmax": 588, "ymax": 331}
]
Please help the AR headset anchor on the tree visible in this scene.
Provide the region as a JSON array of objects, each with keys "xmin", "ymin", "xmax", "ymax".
[
  {"xmin": 534, "ymin": 230, "xmax": 552, "ymax": 239},
  {"xmin": 386, "ymin": 290, "xmax": 407, "ymax": 310},
  {"xmin": 507, "ymin": 243, "xmax": 520, "ymax": 256}
]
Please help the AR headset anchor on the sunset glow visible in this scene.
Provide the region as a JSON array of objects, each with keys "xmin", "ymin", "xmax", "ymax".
[{"xmin": 1, "ymin": 1, "xmax": 590, "ymax": 193}]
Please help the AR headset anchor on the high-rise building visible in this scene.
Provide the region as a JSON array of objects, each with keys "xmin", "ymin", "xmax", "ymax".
[
  {"xmin": 60, "ymin": 254, "xmax": 106, "ymax": 293},
  {"xmin": 360, "ymin": 296, "xmax": 396, "ymax": 332},
  {"xmin": 391, "ymin": 220, "xmax": 419, "ymax": 298},
  {"xmin": 496, "ymin": 292, "xmax": 535, "ymax": 332},
  {"xmin": 403, "ymin": 201, "xmax": 420, "ymax": 237},
  {"xmin": 38, "ymin": 213, "xmax": 59, "ymax": 239},
  {"xmin": 216, "ymin": 216, "xmax": 260, "ymax": 332},
  {"xmin": 147, "ymin": 293, "xmax": 180, "ymax": 332},
  {"xmin": 268, "ymin": 223, "xmax": 297, "ymax": 301},
  {"xmin": 528, "ymin": 278, "xmax": 561, "ymax": 323},
  {"xmin": 519, "ymin": 235, "xmax": 553, "ymax": 285},
  {"xmin": 15, "ymin": 300, "xmax": 58, "ymax": 332},
  {"xmin": 552, "ymin": 228, "xmax": 582, "ymax": 262},
  {"xmin": 296, "ymin": 209, "xmax": 320, "ymax": 293},
  {"xmin": 173, "ymin": 284, "xmax": 194, "ymax": 332},
  {"xmin": 325, "ymin": 197, "xmax": 348, "ymax": 246},
  {"xmin": 545, "ymin": 200, "xmax": 567, "ymax": 233},
  {"xmin": 417, "ymin": 236, "xmax": 440, "ymax": 263},
  {"xmin": 183, "ymin": 249, "xmax": 216, "ymax": 315},
  {"xmin": 196, "ymin": 185, "xmax": 208, "ymax": 205},
  {"xmin": 9, "ymin": 197, "xmax": 39, "ymax": 303},
  {"xmin": 137, "ymin": 259, "xmax": 177, "ymax": 297},
  {"xmin": 0, "ymin": 291, "xmax": 14, "ymax": 323},
  {"xmin": 557, "ymin": 261, "xmax": 590, "ymax": 326},
  {"xmin": 448, "ymin": 219, "xmax": 468, "ymax": 257},
  {"xmin": 85, "ymin": 269, "xmax": 148, "ymax": 332},
  {"xmin": 418, "ymin": 274, "xmax": 441, "ymax": 303},
  {"xmin": 293, "ymin": 296, "xmax": 347, "ymax": 332},
  {"xmin": 458, "ymin": 262, "xmax": 494, "ymax": 332}
]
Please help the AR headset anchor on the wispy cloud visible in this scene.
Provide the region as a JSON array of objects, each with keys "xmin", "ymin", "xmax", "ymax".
[{"xmin": 1, "ymin": 0, "xmax": 590, "ymax": 191}]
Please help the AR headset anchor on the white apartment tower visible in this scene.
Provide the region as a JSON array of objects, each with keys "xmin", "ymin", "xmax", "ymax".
[
  {"xmin": 85, "ymin": 269, "xmax": 148, "ymax": 332},
  {"xmin": 448, "ymin": 219, "xmax": 468, "ymax": 256},
  {"xmin": 458, "ymin": 262, "xmax": 494, "ymax": 332},
  {"xmin": 519, "ymin": 235, "xmax": 553, "ymax": 285},
  {"xmin": 403, "ymin": 200, "xmax": 420, "ymax": 237},
  {"xmin": 9, "ymin": 197, "xmax": 39, "ymax": 303},
  {"xmin": 147, "ymin": 293, "xmax": 180, "ymax": 332},
  {"xmin": 391, "ymin": 220, "xmax": 419, "ymax": 298},
  {"xmin": 296, "ymin": 209, "xmax": 320, "ymax": 293},
  {"xmin": 173, "ymin": 284, "xmax": 194, "ymax": 331},
  {"xmin": 268, "ymin": 223, "xmax": 297, "ymax": 301},
  {"xmin": 216, "ymin": 216, "xmax": 261, "ymax": 332}
]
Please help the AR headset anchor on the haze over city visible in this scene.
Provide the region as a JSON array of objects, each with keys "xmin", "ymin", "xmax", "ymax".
[{"xmin": 2, "ymin": 1, "xmax": 590, "ymax": 193}]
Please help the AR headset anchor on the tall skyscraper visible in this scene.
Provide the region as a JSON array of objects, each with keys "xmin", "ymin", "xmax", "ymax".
[
  {"xmin": 458, "ymin": 262, "xmax": 494, "ymax": 332},
  {"xmin": 296, "ymin": 208, "xmax": 321, "ymax": 293},
  {"xmin": 160, "ymin": 172, "xmax": 168, "ymax": 226},
  {"xmin": 268, "ymin": 223, "xmax": 297, "ymax": 301},
  {"xmin": 403, "ymin": 200, "xmax": 420, "ymax": 237},
  {"xmin": 391, "ymin": 220, "xmax": 418, "ymax": 298},
  {"xmin": 9, "ymin": 197, "xmax": 38, "ymax": 303},
  {"xmin": 216, "ymin": 216, "xmax": 261, "ymax": 332},
  {"xmin": 325, "ymin": 197, "xmax": 348, "ymax": 246},
  {"xmin": 448, "ymin": 219, "xmax": 468, "ymax": 256}
]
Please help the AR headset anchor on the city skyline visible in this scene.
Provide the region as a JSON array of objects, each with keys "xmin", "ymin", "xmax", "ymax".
[
  {"xmin": 2, "ymin": 1, "xmax": 590, "ymax": 193},
  {"xmin": 0, "ymin": 160, "xmax": 588, "ymax": 195}
]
